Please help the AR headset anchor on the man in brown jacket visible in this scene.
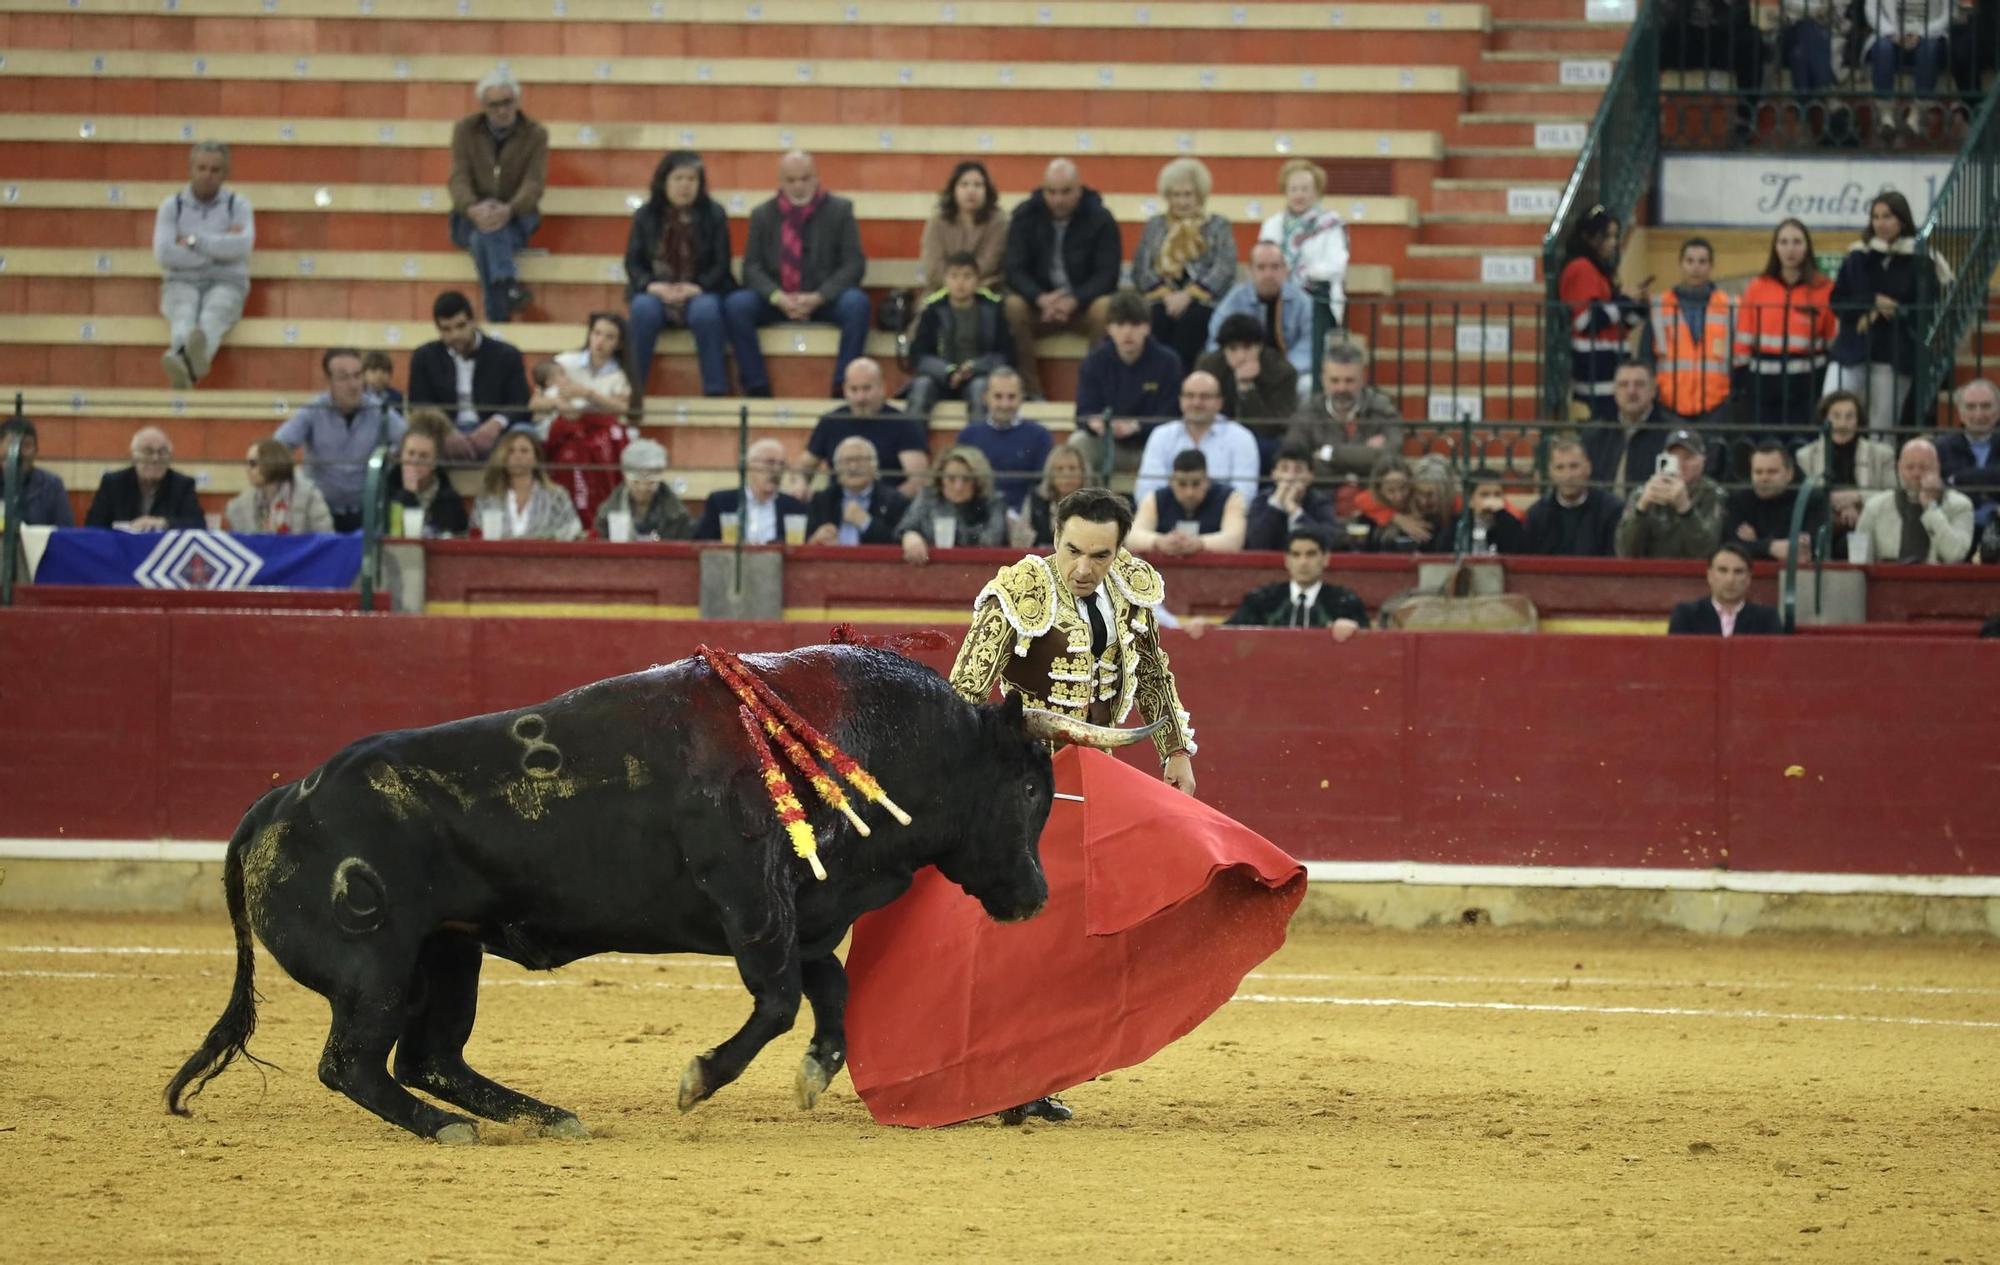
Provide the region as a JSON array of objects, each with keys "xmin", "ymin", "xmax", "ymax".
[
  {"xmin": 448, "ymin": 69, "xmax": 548, "ymax": 324},
  {"xmin": 1279, "ymin": 341, "xmax": 1404, "ymax": 507}
]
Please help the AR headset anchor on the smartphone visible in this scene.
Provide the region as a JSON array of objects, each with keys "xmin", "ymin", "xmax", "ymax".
[{"xmin": 1655, "ymin": 452, "xmax": 1679, "ymax": 477}]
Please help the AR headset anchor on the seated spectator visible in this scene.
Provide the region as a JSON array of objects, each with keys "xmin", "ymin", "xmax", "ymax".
[
  {"xmin": 1206, "ymin": 242, "xmax": 1313, "ymax": 390},
  {"xmin": 1797, "ymin": 390, "xmax": 1895, "ymax": 553},
  {"xmin": 1258, "ymin": 159, "xmax": 1350, "ymax": 332},
  {"xmin": 276, "ymin": 347, "xmax": 408, "ymax": 533},
  {"xmin": 728, "ymin": 150, "xmax": 870, "ymax": 398},
  {"xmin": 1658, "ymin": 0, "xmax": 1764, "ymax": 140},
  {"xmin": 807, "ymin": 436, "xmax": 911, "ymax": 546},
  {"xmin": 1374, "ymin": 453, "xmax": 1455, "ymax": 553},
  {"xmin": 1134, "ymin": 371, "xmax": 1260, "ymax": 504},
  {"xmin": 361, "ymin": 350, "xmax": 404, "ymax": 412},
  {"xmin": 85, "ymin": 426, "xmax": 206, "ymax": 530},
  {"xmin": 1127, "ymin": 449, "xmax": 1247, "ymax": 555},
  {"xmin": 919, "ymin": 161, "xmax": 1007, "ymax": 295},
  {"xmin": 1524, "ymin": 439, "xmax": 1623, "ymax": 557},
  {"xmin": 1581, "ymin": 360, "xmax": 1680, "ymax": 504},
  {"xmin": 1132, "ymin": 157, "xmax": 1236, "ymax": 371},
  {"xmin": 539, "ymin": 312, "xmax": 634, "ymax": 526},
  {"xmin": 898, "ymin": 446, "xmax": 1010, "ymax": 564},
  {"xmin": 625, "ymin": 149, "xmax": 734, "ymax": 406},
  {"xmin": 803, "ymin": 358, "xmax": 930, "ymax": 492},
  {"xmin": 1938, "ymin": 378, "xmax": 2000, "ymax": 530},
  {"xmin": 591, "ymin": 438, "xmax": 692, "ymax": 541},
  {"xmin": 1245, "ymin": 443, "xmax": 1340, "ymax": 551},
  {"xmin": 1225, "ymin": 524, "xmax": 1367, "ymax": 639},
  {"xmin": 1780, "ymin": 1, "xmax": 1848, "ymax": 107},
  {"xmin": 1280, "ymin": 342, "xmax": 1403, "ymax": 508},
  {"xmin": 408, "ymin": 290, "xmax": 530, "ymax": 462},
  {"xmin": 906, "ymin": 252, "xmax": 1016, "ymax": 421},
  {"xmin": 1868, "ymin": 0, "xmax": 1951, "ymax": 142},
  {"xmin": 1449, "ymin": 469, "xmax": 1529, "ymax": 554},
  {"xmin": 0, "ymin": 417, "xmax": 73, "ymax": 526},
  {"xmin": 540, "ymin": 314, "xmax": 632, "ymax": 429},
  {"xmin": 225, "ymin": 438, "xmax": 332, "ymax": 534},
  {"xmin": 381, "ymin": 410, "xmax": 469, "ymax": 538},
  {"xmin": 1733, "ymin": 217, "xmax": 1833, "ymax": 446},
  {"xmin": 447, "ymin": 69, "xmax": 547, "ymax": 323},
  {"xmin": 1353, "ymin": 454, "xmax": 1418, "ymax": 552},
  {"xmin": 1668, "ymin": 542, "xmax": 1784, "ymax": 636},
  {"xmin": 1015, "ymin": 445, "xmax": 1091, "ymax": 549},
  {"xmin": 1726, "ymin": 441, "xmax": 1827, "ymax": 563},
  {"xmin": 694, "ymin": 438, "xmax": 808, "ymax": 543},
  {"xmin": 1855, "ymin": 438, "xmax": 1975, "ymax": 563},
  {"xmin": 1197, "ymin": 313, "xmax": 1300, "ymax": 425},
  {"xmin": 1071, "ymin": 289, "xmax": 1184, "ymax": 477},
  {"xmin": 1003, "ymin": 158, "xmax": 1123, "ymax": 400},
  {"xmin": 475, "ymin": 431, "xmax": 582, "ymax": 541},
  {"xmin": 154, "ymin": 140, "xmax": 252, "ymax": 390},
  {"xmin": 955, "ymin": 367, "xmax": 1050, "ymax": 510},
  {"xmin": 1615, "ymin": 428, "xmax": 1725, "ymax": 560}
]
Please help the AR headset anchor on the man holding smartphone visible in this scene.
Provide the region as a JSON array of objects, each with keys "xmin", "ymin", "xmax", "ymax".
[{"xmin": 1614, "ymin": 428, "xmax": 1726, "ymax": 559}]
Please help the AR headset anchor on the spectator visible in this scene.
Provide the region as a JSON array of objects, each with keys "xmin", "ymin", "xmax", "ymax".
[
  {"xmin": 1132, "ymin": 157, "xmax": 1236, "ymax": 372},
  {"xmin": 153, "ymin": 140, "xmax": 253, "ymax": 390},
  {"xmin": 361, "ymin": 350, "xmax": 404, "ymax": 412},
  {"xmin": 475, "ymin": 432, "xmax": 582, "ymax": 541},
  {"xmin": 955, "ymin": 367, "xmax": 1051, "ymax": 510},
  {"xmin": 1725, "ymin": 441, "xmax": 1827, "ymax": 562},
  {"xmin": 1015, "ymin": 445, "xmax": 1091, "ymax": 549},
  {"xmin": 624, "ymin": 150, "xmax": 735, "ymax": 405},
  {"xmin": 1206, "ymin": 242, "xmax": 1314, "ymax": 389},
  {"xmin": 1868, "ymin": 0, "xmax": 1952, "ymax": 143},
  {"xmin": 1281, "ymin": 343, "xmax": 1404, "ymax": 504},
  {"xmin": 1658, "ymin": 0, "xmax": 1765, "ymax": 140},
  {"xmin": 1133, "ymin": 371, "xmax": 1261, "ymax": 504},
  {"xmin": 225, "ymin": 438, "xmax": 333, "ymax": 534},
  {"xmin": 898, "ymin": 446, "xmax": 1010, "ymax": 563},
  {"xmin": 1855, "ymin": 437, "xmax": 1975, "ymax": 563},
  {"xmin": 1557, "ymin": 205, "xmax": 1647, "ymax": 421},
  {"xmin": 408, "ymin": 290, "xmax": 531, "ymax": 462},
  {"xmin": 918, "ymin": 161, "xmax": 1007, "ymax": 295},
  {"xmin": 1257, "ymin": 158, "xmax": 1351, "ymax": 332},
  {"xmin": 1244, "ymin": 443, "xmax": 1340, "ymax": 551},
  {"xmin": 84, "ymin": 426, "xmax": 205, "ymax": 530},
  {"xmin": 1375, "ymin": 453, "xmax": 1455, "ymax": 553},
  {"xmin": 539, "ymin": 311, "xmax": 633, "ymax": 429},
  {"xmin": 1071, "ymin": 289, "xmax": 1185, "ymax": 476},
  {"xmin": 1581, "ymin": 359, "xmax": 1676, "ymax": 502},
  {"xmin": 1781, "ymin": 1, "xmax": 1850, "ymax": 112},
  {"xmin": 1829, "ymin": 191, "xmax": 1937, "ymax": 433},
  {"xmin": 1651, "ymin": 237, "xmax": 1735, "ymax": 442},
  {"xmin": 1127, "ymin": 449, "xmax": 1247, "ymax": 555},
  {"xmin": 0, "ymin": 417, "xmax": 73, "ymax": 527},
  {"xmin": 539, "ymin": 312, "xmax": 634, "ymax": 525},
  {"xmin": 1197, "ymin": 312, "xmax": 1300, "ymax": 425},
  {"xmin": 1797, "ymin": 389, "xmax": 1896, "ymax": 556},
  {"xmin": 807, "ymin": 435, "xmax": 911, "ymax": 546},
  {"xmin": 590, "ymin": 438, "xmax": 692, "ymax": 541},
  {"xmin": 1937, "ymin": 377, "xmax": 2000, "ymax": 530},
  {"xmin": 1615, "ymin": 427, "xmax": 1725, "ymax": 559},
  {"xmin": 802, "ymin": 357, "xmax": 930, "ymax": 491},
  {"xmin": 1733, "ymin": 217, "xmax": 1835, "ymax": 447},
  {"xmin": 381, "ymin": 410, "xmax": 469, "ymax": 538},
  {"xmin": 729, "ymin": 150, "xmax": 870, "ymax": 398},
  {"xmin": 1003, "ymin": 158, "xmax": 1123, "ymax": 400},
  {"xmin": 1524, "ymin": 438, "xmax": 1623, "ymax": 556},
  {"xmin": 446, "ymin": 69, "xmax": 547, "ymax": 323},
  {"xmin": 1225, "ymin": 524, "xmax": 1367, "ymax": 638},
  {"xmin": 1668, "ymin": 541, "xmax": 1784, "ymax": 636},
  {"xmin": 274, "ymin": 347, "xmax": 407, "ymax": 532},
  {"xmin": 1449, "ymin": 469, "xmax": 1529, "ymax": 554},
  {"xmin": 694, "ymin": 438, "xmax": 808, "ymax": 543},
  {"xmin": 1352, "ymin": 454, "xmax": 1416, "ymax": 548},
  {"xmin": 906, "ymin": 251, "xmax": 1016, "ymax": 422}
]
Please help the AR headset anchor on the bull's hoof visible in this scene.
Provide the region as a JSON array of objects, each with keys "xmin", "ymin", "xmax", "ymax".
[
  {"xmin": 795, "ymin": 1054, "xmax": 833, "ymax": 1111},
  {"xmin": 435, "ymin": 1122, "xmax": 480, "ymax": 1146},
  {"xmin": 677, "ymin": 1057, "xmax": 711, "ymax": 1112},
  {"xmin": 542, "ymin": 1114, "xmax": 589, "ymax": 1139}
]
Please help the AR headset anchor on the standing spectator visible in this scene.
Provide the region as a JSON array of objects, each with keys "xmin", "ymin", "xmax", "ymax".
[
  {"xmin": 1126, "ymin": 449, "xmax": 1248, "ymax": 555},
  {"xmin": 954, "ymin": 367, "xmax": 1051, "ymax": 510},
  {"xmin": 898, "ymin": 446, "xmax": 1011, "ymax": 564},
  {"xmin": 1244, "ymin": 443, "xmax": 1340, "ymax": 551},
  {"xmin": 1523, "ymin": 438, "xmax": 1623, "ymax": 557},
  {"xmin": 0, "ymin": 417, "xmax": 73, "ymax": 527},
  {"xmin": 1797, "ymin": 389, "xmax": 1896, "ymax": 554},
  {"xmin": 1734, "ymin": 218, "xmax": 1835, "ymax": 447},
  {"xmin": 918, "ymin": 161, "xmax": 1007, "ymax": 294},
  {"xmin": 475, "ymin": 432, "xmax": 583, "ymax": 541},
  {"xmin": 1867, "ymin": 0, "xmax": 1953, "ymax": 143},
  {"xmin": 381, "ymin": 410, "xmax": 469, "ymax": 538},
  {"xmin": 361, "ymin": 350, "xmax": 404, "ymax": 413},
  {"xmin": 1132, "ymin": 158, "xmax": 1236, "ymax": 372},
  {"xmin": 153, "ymin": 141, "xmax": 253, "ymax": 390},
  {"xmin": 1557, "ymin": 206, "xmax": 1647, "ymax": 421},
  {"xmin": 1448, "ymin": 469, "xmax": 1529, "ymax": 554},
  {"xmin": 1667, "ymin": 542, "xmax": 1784, "ymax": 636},
  {"xmin": 1002, "ymin": 158, "xmax": 1123, "ymax": 400},
  {"xmin": 1725, "ymin": 441, "xmax": 1827, "ymax": 562},
  {"xmin": 1855, "ymin": 437, "xmax": 1975, "ymax": 563},
  {"xmin": 806, "ymin": 436, "xmax": 911, "ymax": 546},
  {"xmin": 1071, "ymin": 290, "xmax": 1185, "ymax": 476},
  {"xmin": 1937, "ymin": 377, "xmax": 2000, "ymax": 531},
  {"xmin": 905, "ymin": 252, "xmax": 1016, "ymax": 422},
  {"xmin": 84, "ymin": 426, "xmax": 205, "ymax": 530},
  {"xmin": 1280, "ymin": 342, "xmax": 1404, "ymax": 506},
  {"xmin": 1829, "ymin": 191, "xmax": 1939, "ymax": 433},
  {"xmin": 802, "ymin": 358, "xmax": 930, "ymax": 490},
  {"xmin": 274, "ymin": 347, "xmax": 407, "ymax": 532},
  {"xmin": 1133, "ymin": 371, "xmax": 1261, "ymax": 503},
  {"xmin": 1197, "ymin": 313, "xmax": 1300, "ymax": 425},
  {"xmin": 446, "ymin": 69, "xmax": 547, "ymax": 324},
  {"xmin": 624, "ymin": 150, "xmax": 735, "ymax": 405},
  {"xmin": 590, "ymin": 438, "xmax": 693, "ymax": 541},
  {"xmin": 1225, "ymin": 525, "xmax": 1367, "ymax": 637},
  {"xmin": 225, "ymin": 439, "xmax": 333, "ymax": 535},
  {"xmin": 1015, "ymin": 445, "xmax": 1091, "ymax": 549},
  {"xmin": 539, "ymin": 312, "xmax": 633, "ymax": 525},
  {"xmin": 1615, "ymin": 428, "xmax": 1726, "ymax": 559},
  {"xmin": 728, "ymin": 150, "xmax": 870, "ymax": 398},
  {"xmin": 408, "ymin": 291, "xmax": 530, "ymax": 462},
  {"xmin": 1257, "ymin": 158, "xmax": 1351, "ymax": 333},
  {"xmin": 694, "ymin": 439, "xmax": 808, "ymax": 543},
  {"xmin": 1206, "ymin": 242, "xmax": 1314, "ymax": 389},
  {"xmin": 1581, "ymin": 359, "xmax": 1676, "ymax": 502},
  {"xmin": 1650, "ymin": 238, "xmax": 1735, "ymax": 444}
]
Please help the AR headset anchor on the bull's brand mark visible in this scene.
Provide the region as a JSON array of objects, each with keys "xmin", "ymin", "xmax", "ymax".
[{"xmin": 510, "ymin": 713, "xmax": 564, "ymax": 780}]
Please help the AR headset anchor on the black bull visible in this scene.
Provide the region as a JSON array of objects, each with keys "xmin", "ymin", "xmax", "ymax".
[{"xmin": 165, "ymin": 644, "xmax": 1156, "ymax": 1141}]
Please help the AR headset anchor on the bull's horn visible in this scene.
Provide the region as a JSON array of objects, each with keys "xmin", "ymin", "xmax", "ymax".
[{"xmin": 1021, "ymin": 707, "xmax": 1166, "ymax": 750}]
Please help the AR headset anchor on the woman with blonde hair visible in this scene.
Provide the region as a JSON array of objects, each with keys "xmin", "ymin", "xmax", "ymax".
[
  {"xmin": 1013, "ymin": 444, "xmax": 1091, "ymax": 548},
  {"xmin": 1257, "ymin": 158, "xmax": 1351, "ymax": 328},
  {"xmin": 1131, "ymin": 156, "xmax": 1236, "ymax": 370},
  {"xmin": 474, "ymin": 429, "xmax": 583, "ymax": 540},
  {"xmin": 225, "ymin": 437, "xmax": 333, "ymax": 534},
  {"xmin": 897, "ymin": 445, "xmax": 1010, "ymax": 564},
  {"xmin": 381, "ymin": 408, "xmax": 470, "ymax": 537}
]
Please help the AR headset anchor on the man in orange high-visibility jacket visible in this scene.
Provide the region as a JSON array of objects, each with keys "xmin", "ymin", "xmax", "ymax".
[{"xmin": 1649, "ymin": 238, "xmax": 1736, "ymax": 474}]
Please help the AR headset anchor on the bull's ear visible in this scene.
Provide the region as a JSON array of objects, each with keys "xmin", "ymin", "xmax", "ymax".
[{"xmin": 997, "ymin": 690, "xmax": 1027, "ymax": 731}]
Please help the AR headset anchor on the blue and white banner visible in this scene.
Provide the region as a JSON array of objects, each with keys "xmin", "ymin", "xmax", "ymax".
[
  {"xmin": 1659, "ymin": 154, "xmax": 1951, "ymax": 229},
  {"xmin": 34, "ymin": 528, "xmax": 362, "ymax": 590}
]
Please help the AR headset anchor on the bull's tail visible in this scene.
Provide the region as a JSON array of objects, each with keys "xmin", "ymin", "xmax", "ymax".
[{"xmin": 165, "ymin": 812, "xmax": 275, "ymax": 1115}]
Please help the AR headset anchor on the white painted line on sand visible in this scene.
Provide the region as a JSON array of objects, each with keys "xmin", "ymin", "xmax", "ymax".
[{"xmin": 1229, "ymin": 992, "xmax": 2000, "ymax": 1030}]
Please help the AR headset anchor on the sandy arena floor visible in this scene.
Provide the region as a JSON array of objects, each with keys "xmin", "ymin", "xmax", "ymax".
[{"xmin": 1, "ymin": 911, "xmax": 1997, "ymax": 1263}]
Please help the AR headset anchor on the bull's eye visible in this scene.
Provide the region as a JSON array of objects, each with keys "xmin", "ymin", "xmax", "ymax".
[{"xmin": 1025, "ymin": 781, "xmax": 1038, "ymax": 801}]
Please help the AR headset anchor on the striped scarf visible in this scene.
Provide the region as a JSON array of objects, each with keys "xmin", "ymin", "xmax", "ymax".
[{"xmin": 778, "ymin": 186, "xmax": 829, "ymax": 294}]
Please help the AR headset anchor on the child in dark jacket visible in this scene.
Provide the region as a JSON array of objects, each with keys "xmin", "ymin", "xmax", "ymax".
[{"xmin": 906, "ymin": 252, "xmax": 1016, "ymax": 421}]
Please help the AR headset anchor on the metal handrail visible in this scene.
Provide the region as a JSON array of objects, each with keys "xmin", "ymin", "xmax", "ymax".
[
  {"xmin": 1913, "ymin": 86, "xmax": 2000, "ymax": 428},
  {"xmin": 358, "ymin": 442, "xmax": 388, "ymax": 612},
  {"xmin": 2, "ymin": 431, "xmax": 22, "ymax": 607},
  {"xmin": 1778, "ymin": 417, "xmax": 1831, "ymax": 633}
]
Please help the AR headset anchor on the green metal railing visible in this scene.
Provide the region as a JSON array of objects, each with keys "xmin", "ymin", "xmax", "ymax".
[
  {"xmin": 1913, "ymin": 86, "xmax": 2000, "ymax": 429},
  {"xmin": 1778, "ymin": 418, "xmax": 1831, "ymax": 634},
  {"xmin": 1541, "ymin": 0, "xmax": 1661, "ymax": 420},
  {"xmin": 358, "ymin": 442, "xmax": 389, "ymax": 612}
]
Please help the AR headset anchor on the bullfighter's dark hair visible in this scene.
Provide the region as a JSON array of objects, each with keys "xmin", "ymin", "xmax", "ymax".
[{"xmin": 1053, "ymin": 486, "xmax": 1134, "ymax": 544}]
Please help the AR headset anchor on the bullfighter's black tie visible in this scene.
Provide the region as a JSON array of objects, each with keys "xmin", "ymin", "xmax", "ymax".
[
  {"xmin": 1085, "ymin": 593, "xmax": 1109, "ymax": 659},
  {"xmin": 1293, "ymin": 594, "xmax": 1308, "ymax": 628}
]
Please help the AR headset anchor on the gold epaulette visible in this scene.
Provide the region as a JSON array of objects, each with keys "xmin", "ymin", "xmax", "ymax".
[
  {"xmin": 1106, "ymin": 549, "xmax": 1165, "ymax": 610},
  {"xmin": 973, "ymin": 554, "xmax": 1058, "ymax": 645}
]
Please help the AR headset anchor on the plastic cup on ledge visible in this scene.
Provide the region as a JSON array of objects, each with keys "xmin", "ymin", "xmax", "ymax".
[
  {"xmin": 719, "ymin": 511, "xmax": 740, "ymax": 544},
  {"xmin": 932, "ymin": 514, "xmax": 958, "ymax": 549},
  {"xmin": 480, "ymin": 508, "xmax": 504, "ymax": 541},
  {"xmin": 783, "ymin": 513, "xmax": 807, "ymax": 545},
  {"xmin": 606, "ymin": 510, "xmax": 633, "ymax": 543},
  {"xmin": 1846, "ymin": 531, "xmax": 1871, "ymax": 565}
]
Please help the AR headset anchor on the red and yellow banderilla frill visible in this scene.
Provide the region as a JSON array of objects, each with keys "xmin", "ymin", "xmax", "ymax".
[{"xmin": 732, "ymin": 705, "xmax": 825, "ymax": 881}]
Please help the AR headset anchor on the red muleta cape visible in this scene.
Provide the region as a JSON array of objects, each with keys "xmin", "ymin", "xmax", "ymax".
[{"xmin": 844, "ymin": 745, "xmax": 1306, "ymax": 1127}]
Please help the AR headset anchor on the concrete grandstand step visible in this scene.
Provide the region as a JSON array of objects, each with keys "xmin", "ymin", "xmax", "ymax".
[
  {"xmin": 1467, "ymin": 84, "xmax": 1610, "ymax": 114},
  {"xmin": 1469, "ymin": 51, "xmax": 1619, "ymax": 86},
  {"xmin": 1441, "ymin": 148, "xmax": 1582, "ymax": 181},
  {"xmin": 1414, "ymin": 215, "xmax": 1546, "ymax": 248},
  {"xmin": 1428, "ymin": 179, "xmax": 1563, "ymax": 216},
  {"xmin": 1451, "ymin": 113, "xmax": 1594, "ymax": 149},
  {"xmin": 1398, "ymin": 242, "xmax": 1539, "ymax": 285},
  {"xmin": 1489, "ymin": 19, "xmax": 1633, "ymax": 53}
]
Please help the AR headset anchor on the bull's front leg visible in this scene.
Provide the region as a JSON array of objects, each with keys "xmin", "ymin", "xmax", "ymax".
[
  {"xmin": 678, "ymin": 894, "xmax": 803, "ymax": 1113},
  {"xmin": 795, "ymin": 953, "xmax": 848, "ymax": 1110}
]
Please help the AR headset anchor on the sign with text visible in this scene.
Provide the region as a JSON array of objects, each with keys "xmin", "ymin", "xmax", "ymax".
[{"xmin": 1659, "ymin": 154, "xmax": 1951, "ymax": 229}]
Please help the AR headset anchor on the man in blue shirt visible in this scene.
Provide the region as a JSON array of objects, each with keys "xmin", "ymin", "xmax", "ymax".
[
  {"xmin": 1071, "ymin": 289, "xmax": 1184, "ymax": 477},
  {"xmin": 1, "ymin": 418, "xmax": 74, "ymax": 527},
  {"xmin": 275, "ymin": 347, "xmax": 408, "ymax": 532},
  {"xmin": 954, "ymin": 367, "xmax": 1051, "ymax": 510},
  {"xmin": 802, "ymin": 357, "xmax": 931, "ymax": 496}
]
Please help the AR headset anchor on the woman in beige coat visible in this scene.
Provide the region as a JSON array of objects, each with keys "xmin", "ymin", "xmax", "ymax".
[{"xmin": 1795, "ymin": 389, "xmax": 1896, "ymax": 543}]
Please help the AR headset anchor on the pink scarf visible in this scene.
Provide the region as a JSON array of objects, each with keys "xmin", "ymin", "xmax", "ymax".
[{"xmin": 778, "ymin": 186, "xmax": 829, "ymax": 294}]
